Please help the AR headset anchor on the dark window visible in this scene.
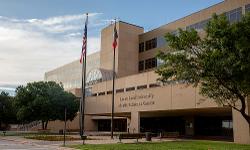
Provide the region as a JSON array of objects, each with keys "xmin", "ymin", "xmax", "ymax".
[
  {"xmin": 149, "ymin": 83, "xmax": 160, "ymax": 88},
  {"xmin": 92, "ymin": 93, "xmax": 97, "ymax": 96},
  {"xmin": 139, "ymin": 42, "xmax": 144, "ymax": 53},
  {"xmin": 145, "ymin": 58, "xmax": 157, "ymax": 70},
  {"xmin": 246, "ymin": 4, "xmax": 250, "ymax": 13},
  {"xmin": 139, "ymin": 60, "xmax": 144, "ymax": 72},
  {"xmin": 145, "ymin": 38, "xmax": 157, "ymax": 50},
  {"xmin": 107, "ymin": 91, "xmax": 113, "ymax": 95},
  {"xmin": 98, "ymin": 92, "xmax": 105, "ymax": 96},
  {"xmin": 126, "ymin": 87, "xmax": 135, "ymax": 92},
  {"xmin": 225, "ymin": 7, "xmax": 242, "ymax": 23},
  {"xmin": 137, "ymin": 85, "xmax": 147, "ymax": 90},
  {"xmin": 186, "ymin": 18, "xmax": 210, "ymax": 31},
  {"xmin": 116, "ymin": 88, "xmax": 124, "ymax": 93}
]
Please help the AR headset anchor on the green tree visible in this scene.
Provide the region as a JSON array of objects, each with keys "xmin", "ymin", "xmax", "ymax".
[
  {"xmin": 0, "ymin": 92, "xmax": 17, "ymax": 130},
  {"xmin": 156, "ymin": 13, "xmax": 250, "ymax": 124},
  {"xmin": 15, "ymin": 81, "xmax": 79, "ymax": 129}
]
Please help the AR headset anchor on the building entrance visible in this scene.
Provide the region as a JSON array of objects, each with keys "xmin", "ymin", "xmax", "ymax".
[
  {"xmin": 97, "ymin": 119, "xmax": 127, "ymax": 132},
  {"xmin": 140, "ymin": 116, "xmax": 233, "ymax": 139},
  {"xmin": 140, "ymin": 117, "xmax": 185, "ymax": 134},
  {"xmin": 194, "ymin": 116, "xmax": 233, "ymax": 137}
]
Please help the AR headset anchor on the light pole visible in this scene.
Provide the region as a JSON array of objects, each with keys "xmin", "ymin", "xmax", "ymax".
[{"xmin": 63, "ymin": 106, "xmax": 67, "ymax": 147}]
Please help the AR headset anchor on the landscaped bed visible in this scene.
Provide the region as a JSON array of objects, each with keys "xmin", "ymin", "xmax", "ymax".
[
  {"xmin": 70, "ymin": 140, "xmax": 250, "ymax": 150},
  {"xmin": 25, "ymin": 135, "xmax": 81, "ymax": 141}
]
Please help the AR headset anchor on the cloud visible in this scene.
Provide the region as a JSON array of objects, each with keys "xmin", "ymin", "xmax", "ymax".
[
  {"xmin": 25, "ymin": 13, "xmax": 105, "ymax": 33},
  {"xmin": 0, "ymin": 13, "xmax": 105, "ymax": 86}
]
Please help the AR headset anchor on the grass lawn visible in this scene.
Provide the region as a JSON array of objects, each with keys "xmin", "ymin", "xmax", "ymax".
[{"xmin": 70, "ymin": 140, "xmax": 250, "ymax": 150}]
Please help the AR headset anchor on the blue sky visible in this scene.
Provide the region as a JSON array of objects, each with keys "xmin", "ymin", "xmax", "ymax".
[
  {"xmin": 0, "ymin": 0, "xmax": 223, "ymax": 88},
  {"xmin": 0, "ymin": 0, "xmax": 223, "ymax": 32}
]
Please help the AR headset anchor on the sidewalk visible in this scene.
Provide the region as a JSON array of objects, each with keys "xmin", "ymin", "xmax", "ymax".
[{"xmin": 0, "ymin": 135, "xmax": 176, "ymax": 149}]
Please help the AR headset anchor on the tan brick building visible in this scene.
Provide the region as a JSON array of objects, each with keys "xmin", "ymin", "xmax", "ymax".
[{"xmin": 45, "ymin": 0, "xmax": 250, "ymax": 144}]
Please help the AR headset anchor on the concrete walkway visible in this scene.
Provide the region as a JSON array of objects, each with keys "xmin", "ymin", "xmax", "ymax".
[{"xmin": 0, "ymin": 135, "xmax": 176, "ymax": 149}]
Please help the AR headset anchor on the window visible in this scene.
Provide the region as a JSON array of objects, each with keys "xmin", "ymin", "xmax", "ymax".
[
  {"xmin": 186, "ymin": 18, "xmax": 210, "ymax": 31},
  {"xmin": 126, "ymin": 87, "xmax": 135, "ymax": 92},
  {"xmin": 145, "ymin": 58, "xmax": 157, "ymax": 70},
  {"xmin": 222, "ymin": 120, "xmax": 233, "ymax": 129},
  {"xmin": 138, "ymin": 60, "xmax": 144, "ymax": 72},
  {"xmin": 246, "ymin": 4, "xmax": 250, "ymax": 13},
  {"xmin": 139, "ymin": 42, "xmax": 144, "ymax": 53},
  {"xmin": 157, "ymin": 36, "xmax": 166, "ymax": 47},
  {"xmin": 98, "ymin": 92, "xmax": 105, "ymax": 96},
  {"xmin": 157, "ymin": 58, "xmax": 164, "ymax": 67},
  {"xmin": 116, "ymin": 88, "xmax": 124, "ymax": 93},
  {"xmin": 91, "ymin": 93, "xmax": 97, "ymax": 96},
  {"xmin": 149, "ymin": 83, "xmax": 160, "ymax": 88},
  {"xmin": 137, "ymin": 85, "xmax": 147, "ymax": 90},
  {"xmin": 145, "ymin": 38, "xmax": 157, "ymax": 50},
  {"xmin": 225, "ymin": 7, "xmax": 242, "ymax": 23},
  {"xmin": 170, "ymin": 30, "xmax": 179, "ymax": 36},
  {"xmin": 107, "ymin": 91, "xmax": 113, "ymax": 95}
]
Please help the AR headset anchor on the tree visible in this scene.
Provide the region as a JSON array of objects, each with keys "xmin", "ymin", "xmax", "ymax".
[
  {"xmin": 156, "ymin": 13, "xmax": 250, "ymax": 124},
  {"xmin": 0, "ymin": 92, "xmax": 17, "ymax": 130},
  {"xmin": 15, "ymin": 81, "xmax": 79, "ymax": 130}
]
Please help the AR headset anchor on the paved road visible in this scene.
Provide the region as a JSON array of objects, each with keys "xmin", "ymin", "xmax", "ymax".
[{"xmin": 0, "ymin": 137, "xmax": 73, "ymax": 150}]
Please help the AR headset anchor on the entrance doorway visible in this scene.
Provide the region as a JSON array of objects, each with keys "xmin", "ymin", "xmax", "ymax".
[
  {"xmin": 195, "ymin": 116, "xmax": 233, "ymax": 137},
  {"xmin": 140, "ymin": 117, "xmax": 185, "ymax": 134},
  {"xmin": 97, "ymin": 119, "xmax": 127, "ymax": 132}
]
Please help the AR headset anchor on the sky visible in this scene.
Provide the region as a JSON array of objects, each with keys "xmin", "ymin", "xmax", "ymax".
[{"xmin": 0, "ymin": 0, "xmax": 223, "ymax": 90}]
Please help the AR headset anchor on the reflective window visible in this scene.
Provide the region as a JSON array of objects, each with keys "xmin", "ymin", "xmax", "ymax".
[
  {"xmin": 92, "ymin": 93, "xmax": 97, "ymax": 96},
  {"xmin": 98, "ymin": 92, "xmax": 105, "ymax": 96},
  {"xmin": 246, "ymin": 4, "xmax": 250, "ymax": 13},
  {"xmin": 157, "ymin": 36, "xmax": 166, "ymax": 48},
  {"xmin": 145, "ymin": 58, "xmax": 157, "ymax": 70},
  {"xmin": 139, "ymin": 42, "xmax": 144, "ymax": 53},
  {"xmin": 157, "ymin": 58, "xmax": 164, "ymax": 67},
  {"xmin": 107, "ymin": 91, "xmax": 113, "ymax": 95},
  {"xmin": 126, "ymin": 87, "xmax": 135, "ymax": 92},
  {"xmin": 116, "ymin": 88, "xmax": 124, "ymax": 93},
  {"xmin": 222, "ymin": 120, "xmax": 233, "ymax": 129},
  {"xmin": 86, "ymin": 69, "xmax": 113, "ymax": 86},
  {"xmin": 225, "ymin": 7, "xmax": 242, "ymax": 23},
  {"xmin": 137, "ymin": 85, "xmax": 147, "ymax": 90},
  {"xmin": 170, "ymin": 30, "xmax": 179, "ymax": 36},
  {"xmin": 145, "ymin": 38, "xmax": 157, "ymax": 50},
  {"xmin": 149, "ymin": 83, "xmax": 160, "ymax": 88},
  {"xmin": 139, "ymin": 60, "xmax": 144, "ymax": 72},
  {"xmin": 186, "ymin": 18, "xmax": 210, "ymax": 31}
]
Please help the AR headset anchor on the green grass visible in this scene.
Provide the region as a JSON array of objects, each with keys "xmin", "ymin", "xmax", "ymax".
[
  {"xmin": 25, "ymin": 135, "xmax": 81, "ymax": 141},
  {"xmin": 70, "ymin": 140, "xmax": 250, "ymax": 150}
]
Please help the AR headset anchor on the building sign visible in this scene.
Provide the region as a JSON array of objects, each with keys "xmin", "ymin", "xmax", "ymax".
[{"xmin": 118, "ymin": 93, "xmax": 155, "ymax": 108}]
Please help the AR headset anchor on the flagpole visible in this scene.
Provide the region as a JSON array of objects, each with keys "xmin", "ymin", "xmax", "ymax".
[
  {"xmin": 82, "ymin": 13, "xmax": 88, "ymax": 136},
  {"xmin": 111, "ymin": 19, "xmax": 117, "ymax": 139},
  {"xmin": 80, "ymin": 13, "xmax": 88, "ymax": 138}
]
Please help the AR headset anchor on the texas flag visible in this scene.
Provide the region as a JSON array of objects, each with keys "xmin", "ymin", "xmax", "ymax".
[{"xmin": 112, "ymin": 21, "xmax": 118, "ymax": 49}]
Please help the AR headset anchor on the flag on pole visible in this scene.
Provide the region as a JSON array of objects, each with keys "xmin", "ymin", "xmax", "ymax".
[
  {"xmin": 80, "ymin": 16, "xmax": 88, "ymax": 63},
  {"xmin": 112, "ymin": 21, "xmax": 118, "ymax": 49}
]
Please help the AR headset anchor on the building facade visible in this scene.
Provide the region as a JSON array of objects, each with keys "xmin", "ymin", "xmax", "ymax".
[
  {"xmin": 44, "ymin": 52, "xmax": 100, "ymax": 90},
  {"xmin": 45, "ymin": 0, "xmax": 250, "ymax": 144}
]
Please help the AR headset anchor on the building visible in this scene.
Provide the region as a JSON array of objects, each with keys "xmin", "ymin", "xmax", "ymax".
[
  {"xmin": 44, "ymin": 52, "xmax": 100, "ymax": 91},
  {"xmin": 45, "ymin": 0, "xmax": 250, "ymax": 144}
]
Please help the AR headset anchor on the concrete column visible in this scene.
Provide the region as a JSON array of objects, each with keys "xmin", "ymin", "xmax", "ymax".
[
  {"xmin": 84, "ymin": 115, "xmax": 98, "ymax": 131},
  {"xmin": 232, "ymin": 108, "xmax": 250, "ymax": 144},
  {"xmin": 185, "ymin": 116, "xmax": 194, "ymax": 136},
  {"xmin": 127, "ymin": 117, "xmax": 131, "ymax": 133},
  {"xmin": 130, "ymin": 111, "xmax": 140, "ymax": 133}
]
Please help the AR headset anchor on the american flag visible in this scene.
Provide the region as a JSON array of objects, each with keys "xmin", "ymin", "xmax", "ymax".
[{"xmin": 80, "ymin": 15, "xmax": 88, "ymax": 63}]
